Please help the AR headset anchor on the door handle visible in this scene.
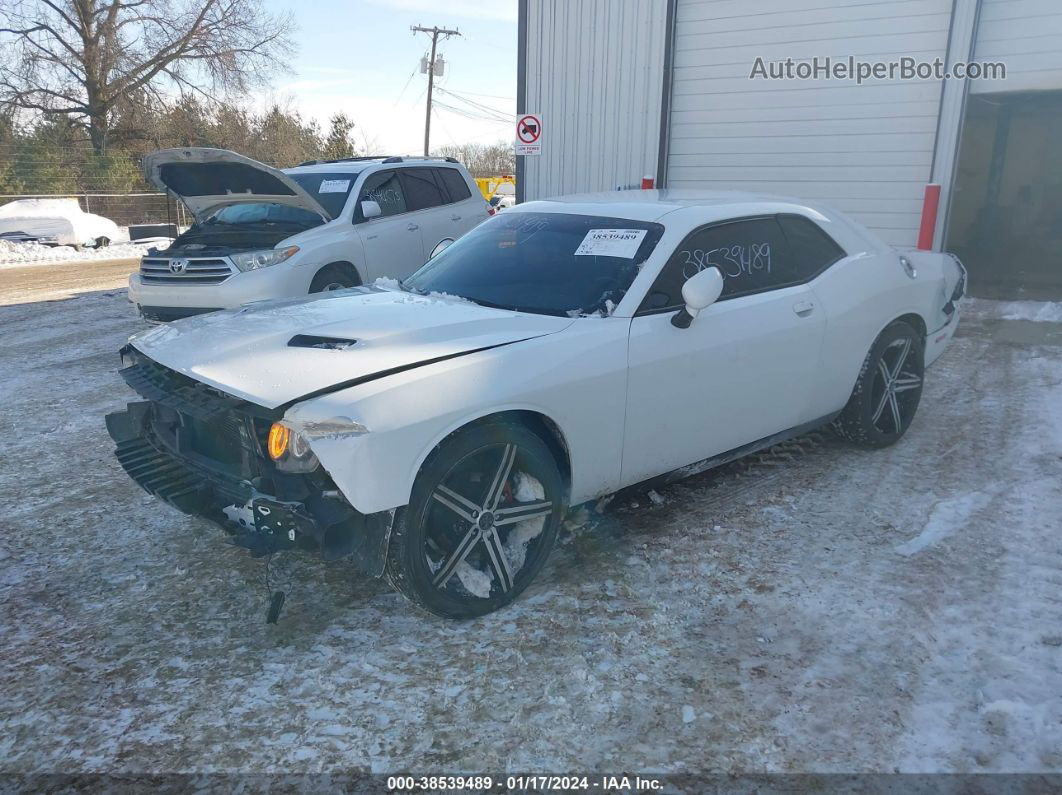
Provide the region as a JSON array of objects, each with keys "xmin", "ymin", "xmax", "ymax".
[
  {"xmin": 451, "ymin": 214, "xmax": 462, "ymax": 221},
  {"xmin": 793, "ymin": 300, "xmax": 815, "ymax": 316},
  {"xmin": 407, "ymin": 223, "xmax": 419, "ymax": 231}
]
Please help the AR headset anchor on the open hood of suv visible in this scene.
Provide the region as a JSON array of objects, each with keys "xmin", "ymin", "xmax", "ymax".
[
  {"xmin": 128, "ymin": 288, "xmax": 575, "ymax": 409},
  {"xmin": 142, "ymin": 147, "xmax": 333, "ymax": 220}
]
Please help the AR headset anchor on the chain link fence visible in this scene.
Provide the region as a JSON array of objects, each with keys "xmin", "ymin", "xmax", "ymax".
[{"xmin": 0, "ymin": 193, "xmax": 190, "ymax": 229}]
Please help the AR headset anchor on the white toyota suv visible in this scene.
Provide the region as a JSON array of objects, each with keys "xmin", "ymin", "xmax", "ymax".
[{"xmin": 129, "ymin": 148, "xmax": 490, "ymax": 321}]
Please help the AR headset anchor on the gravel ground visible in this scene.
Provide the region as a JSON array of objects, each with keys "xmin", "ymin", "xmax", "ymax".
[{"xmin": 0, "ymin": 278, "xmax": 1060, "ymax": 776}]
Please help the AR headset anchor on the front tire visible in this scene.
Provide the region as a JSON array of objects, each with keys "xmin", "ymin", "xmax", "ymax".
[
  {"xmin": 834, "ymin": 321, "xmax": 925, "ymax": 447},
  {"xmin": 386, "ymin": 421, "xmax": 566, "ymax": 619},
  {"xmin": 309, "ymin": 264, "xmax": 359, "ymax": 293}
]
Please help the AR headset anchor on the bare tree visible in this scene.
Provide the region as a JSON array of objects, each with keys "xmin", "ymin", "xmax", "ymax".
[
  {"xmin": 0, "ymin": 0, "xmax": 295, "ymax": 154},
  {"xmin": 433, "ymin": 141, "xmax": 515, "ymax": 176}
]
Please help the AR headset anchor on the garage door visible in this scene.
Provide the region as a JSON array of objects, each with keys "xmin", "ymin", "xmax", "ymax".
[
  {"xmin": 970, "ymin": 0, "xmax": 1062, "ymax": 95},
  {"xmin": 666, "ymin": 0, "xmax": 953, "ymax": 247}
]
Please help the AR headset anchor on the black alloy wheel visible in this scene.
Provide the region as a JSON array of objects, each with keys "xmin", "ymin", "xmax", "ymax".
[
  {"xmin": 835, "ymin": 321, "xmax": 925, "ymax": 447},
  {"xmin": 386, "ymin": 422, "xmax": 565, "ymax": 618}
]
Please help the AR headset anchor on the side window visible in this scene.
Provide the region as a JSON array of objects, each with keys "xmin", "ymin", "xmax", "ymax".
[
  {"xmin": 639, "ymin": 217, "xmax": 793, "ymax": 312},
  {"xmin": 400, "ymin": 167, "xmax": 446, "ymax": 211},
  {"xmin": 359, "ymin": 170, "xmax": 406, "ymax": 218},
  {"xmin": 777, "ymin": 214, "xmax": 846, "ymax": 280},
  {"xmin": 438, "ymin": 168, "xmax": 472, "ymax": 202}
]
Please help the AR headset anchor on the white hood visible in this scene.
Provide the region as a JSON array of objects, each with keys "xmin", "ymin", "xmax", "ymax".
[
  {"xmin": 142, "ymin": 147, "xmax": 332, "ymax": 220},
  {"xmin": 130, "ymin": 288, "xmax": 575, "ymax": 409}
]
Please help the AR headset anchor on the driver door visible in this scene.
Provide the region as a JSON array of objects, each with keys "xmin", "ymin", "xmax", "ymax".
[{"xmin": 621, "ymin": 216, "xmax": 827, "ymax": 486}]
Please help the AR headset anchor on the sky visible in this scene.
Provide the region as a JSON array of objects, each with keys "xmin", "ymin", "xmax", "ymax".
[{"xmin": 258, "ymin": 0, "xmax": 518, "ymax": 154}]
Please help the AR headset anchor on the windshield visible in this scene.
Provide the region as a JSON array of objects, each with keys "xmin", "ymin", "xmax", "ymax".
[
  {"xmin": 288, "ymin": 171, "xmax": 361, "ymax": 217},
  {"xmin": 204, "ymin": 202, "xmax": 323, "ymax": 226},
  {"xmin": 403, "ymin": 212, "xmax": 665, "ymax": 316}
]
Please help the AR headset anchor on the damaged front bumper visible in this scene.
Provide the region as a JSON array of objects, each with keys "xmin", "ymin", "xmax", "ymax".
[{"xmin": 105, "ymin": 398, "xmax": 393, "ymax": 575}]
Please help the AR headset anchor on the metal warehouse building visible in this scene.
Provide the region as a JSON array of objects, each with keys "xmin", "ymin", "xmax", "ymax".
[{"xmin": 516, "ymin": 0, "xmax": 1062, "ymax": 297}]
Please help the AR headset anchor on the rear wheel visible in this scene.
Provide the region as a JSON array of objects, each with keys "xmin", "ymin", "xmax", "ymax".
[
  {"xmin": 309, "ymin": 264, "xmax": 359, "ymax": 293},
  {"xmin": 834, "ymin": 321, "xmax": 924, "ymax": 447},
  {"xmin": 386, "ymin": 422, "xmax": 566, "ymax": 618}
]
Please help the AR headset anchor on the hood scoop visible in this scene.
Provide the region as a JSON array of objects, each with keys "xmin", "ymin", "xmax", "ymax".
[{"xmin": 288, "ymin": 334, "xmax": 359, "ymax": 351}]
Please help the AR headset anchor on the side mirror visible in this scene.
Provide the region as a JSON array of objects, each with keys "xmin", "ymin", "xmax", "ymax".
[
  {"xmin": 361, "ymin": 200, "xmax": 382, "ymax": 220},
  {"xmin": 671, "ymin": 267, "xmax": 724, "ymax": 329}
]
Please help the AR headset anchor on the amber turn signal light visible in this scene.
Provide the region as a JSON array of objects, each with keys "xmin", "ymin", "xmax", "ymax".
[{"xmin": 267, "ymin": 422, "xmax": 290, "ymax": 460}]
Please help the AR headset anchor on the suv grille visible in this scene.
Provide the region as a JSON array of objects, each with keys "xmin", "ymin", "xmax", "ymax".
[{"xmin": 140, "ymin": 257, "xmax": 234, "ymax": 285}]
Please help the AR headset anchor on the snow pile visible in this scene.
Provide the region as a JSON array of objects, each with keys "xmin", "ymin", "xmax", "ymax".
[
  {"xmin": 0, "ymin": 239, "xmax": 162, "ymax": 268},
  {"xmin": 893, "ymin": 490, "xmax": 994, "ymax": 557},
  {"xmin": 995, "ymin": 300, "xmax": 1062, "ymax": 323}
]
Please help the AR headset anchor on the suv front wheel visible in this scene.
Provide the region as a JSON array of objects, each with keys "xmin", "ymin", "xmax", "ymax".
[{"xmin": 309, "ymin": 264, "xmax": 359, "ymax": 293}]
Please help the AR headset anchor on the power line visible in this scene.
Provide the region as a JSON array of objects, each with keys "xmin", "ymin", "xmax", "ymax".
[
  {"xmin": 434, "ymin": 86, "xmax": 514, "ymax": 122},
  {"xmin": 392, "ymin": 64, "xmax": 420, "ymax": 109},
  {"xmin": 442, "ymin": 88, "xmax": 515, "ymax": 102}
]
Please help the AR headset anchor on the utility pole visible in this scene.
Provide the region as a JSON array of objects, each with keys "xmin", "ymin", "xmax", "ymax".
[{"xmin": 412, "ymin": 24, "xmax": 461, "ymax": 156}]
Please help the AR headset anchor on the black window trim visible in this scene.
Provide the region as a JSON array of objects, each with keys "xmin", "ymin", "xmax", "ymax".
[{"xmin": 634, "ymin": 212, "xmax": 847, "ymax": 317}]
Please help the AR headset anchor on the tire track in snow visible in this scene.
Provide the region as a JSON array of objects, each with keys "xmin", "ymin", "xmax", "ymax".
[{"xmin": 890, "ymin": 312, "xmax": 1062, "ymax": 771}]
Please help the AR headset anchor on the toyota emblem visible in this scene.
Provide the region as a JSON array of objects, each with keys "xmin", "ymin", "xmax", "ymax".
[{"xmin": 169, "ymin": 258, "xmax": 188, "ymax": 274}]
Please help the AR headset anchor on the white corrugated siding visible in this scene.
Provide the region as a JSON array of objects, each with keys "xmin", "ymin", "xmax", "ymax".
[
  {"xmin": 665, "ymin": 0, "xmax": 953, "ymax": 246},
  {"xmin": 522, "ymin": 0, "xmax": 668, "ymax": 200},
  {"xmin": 970, "ymin": 0, "xmax": 1062, "ymax": 94}
]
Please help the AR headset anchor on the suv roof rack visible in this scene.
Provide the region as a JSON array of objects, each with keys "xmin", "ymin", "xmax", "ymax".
[
  {"xmin": 294, "ymin": 155, "xmax": 461, "ymax": 167},
  {"xmin": 294, "ymin": 155, "xmax": 399, "ymax": 167},
  {"xmin": 381, "ymin": 155, "xmax": 460, "ymax": 164}
]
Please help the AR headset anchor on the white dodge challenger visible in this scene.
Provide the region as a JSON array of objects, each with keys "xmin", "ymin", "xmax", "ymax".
[{"xmin": 106, "ymin": 191, "xmax": 966, "ymax": 618}]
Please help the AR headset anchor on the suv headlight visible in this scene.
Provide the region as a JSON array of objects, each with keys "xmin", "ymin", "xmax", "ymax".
[
  {"xmin": 232, "ymin": 246, "xmax": 300, "ymax": 272},
  {"xmin": 267, "ymin": 421, "xmax": 319, "ymax": 472}
]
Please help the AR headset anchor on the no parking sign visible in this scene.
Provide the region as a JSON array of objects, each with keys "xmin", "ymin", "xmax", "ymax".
[{"xmin": 515, "ymin": 113, "xmax": 542, "ymax": 156}]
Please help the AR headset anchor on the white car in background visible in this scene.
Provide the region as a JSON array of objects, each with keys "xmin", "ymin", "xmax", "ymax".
[
  {"xmin": 106, "ymin": 191, "xmax": 966, "ymax": 619},
  {"xmin": 129, "ymin": 148, "xmax": 490, "ymax": 322},
  {"xmin": 0, "ymin": 197, "xmax": 121, "ymax": 247}
]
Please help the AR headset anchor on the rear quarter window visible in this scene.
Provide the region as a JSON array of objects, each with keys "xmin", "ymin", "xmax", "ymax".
[
  {"xmin": 778, "ymin": 214, "xmax": 846, "ymax": 279},
  {"xmin": 438, "ymin": 168, "xmax": 473, "ymax": 202}
]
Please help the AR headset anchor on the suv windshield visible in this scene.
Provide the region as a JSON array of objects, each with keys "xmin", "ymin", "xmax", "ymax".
[
  {"xmin": 403, "ymin": 212, "xmax": 665, "ymax": 316},
  {"xmin": 204, "ymin": 202, "xmax": 323, "ymax": 226},
  {"xmin": 288, "ymin": 171, "xmax": 361, "ymax": 217}
]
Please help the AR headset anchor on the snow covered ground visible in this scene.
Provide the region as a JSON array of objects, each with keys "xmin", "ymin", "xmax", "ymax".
[
  {"xmin": 0, "ymin": 238, "xmax": 164, "ymax": 268},
  {"xmin": 0, "ymin": 289, "xmax": 1060, "ymax": 776}
]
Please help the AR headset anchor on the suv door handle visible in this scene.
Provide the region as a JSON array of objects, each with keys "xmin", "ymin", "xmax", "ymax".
[
  {"xmin": 407, "ymin": 223, "xmax": 419, "ymax": 231},
  {"xmin": 793, "ymin": 300, "xmax": 815, "ymax": 316},
  {"xmin": 450, "ymin": 214, "xmax": 462, "ymax": 221}
]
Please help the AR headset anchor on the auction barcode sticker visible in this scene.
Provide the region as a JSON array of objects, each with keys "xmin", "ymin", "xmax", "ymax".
[{"xmin": 574, "ymin": 229, "xmax": 647, "ymax": 258}]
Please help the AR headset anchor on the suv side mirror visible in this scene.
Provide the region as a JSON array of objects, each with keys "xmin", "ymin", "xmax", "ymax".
[
  {"xmin": 361, "ymin": 200, "xmax": 382, "ymax": 219},
  {"xmin": 671, "ymin": 267, "xmax": 724, "ymax": 329}
]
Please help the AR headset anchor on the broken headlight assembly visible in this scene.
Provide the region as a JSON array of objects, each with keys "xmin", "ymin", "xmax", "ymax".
[
  {"xmin": 231, "ymin": 246, "xmax": 300, "ymax": 272},
  {"xmin": 267, "ymin": 421, "xmax": 319, "ymax": 473}
]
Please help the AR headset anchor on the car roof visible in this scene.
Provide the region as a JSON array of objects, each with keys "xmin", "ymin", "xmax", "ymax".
[
  {"xmin": 284, "ymin": 158, "xmax": 465, "ymax": 175},
  {"xmin": 517, "ymin": 189, "xmax": 830, "ymax": 222}
]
